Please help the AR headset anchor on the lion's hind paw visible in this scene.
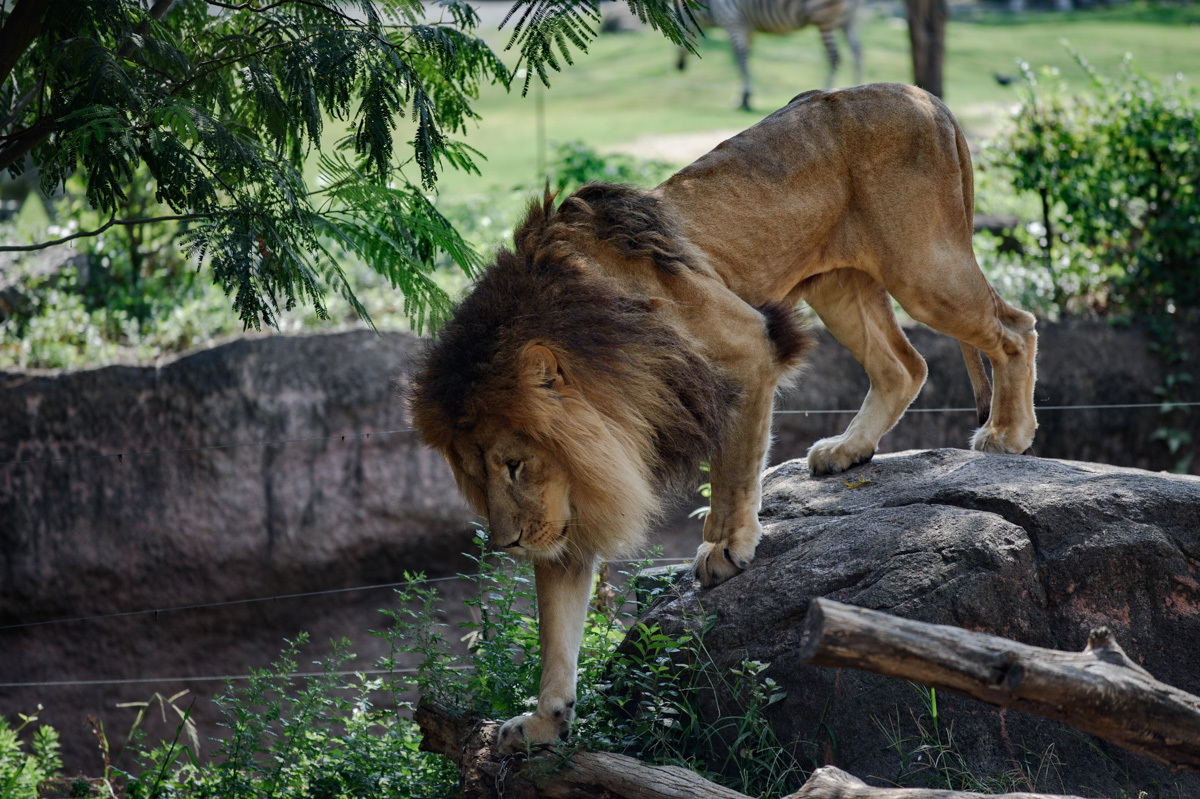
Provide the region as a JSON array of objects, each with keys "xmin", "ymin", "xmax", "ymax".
[{"xmin": 970, "ymin": 425, "xmax": 1033, "ymax": 455}]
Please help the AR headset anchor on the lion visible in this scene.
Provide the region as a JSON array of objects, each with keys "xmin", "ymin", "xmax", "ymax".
[{"xmin": 409, "ymin": 83, "xmax": 1038, "ymax": 754}]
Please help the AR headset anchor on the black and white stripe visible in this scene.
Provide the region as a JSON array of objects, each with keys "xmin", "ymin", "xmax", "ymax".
[{"xmin": 677, "ymin": 0, "xmax": 863, "ymax": 109}]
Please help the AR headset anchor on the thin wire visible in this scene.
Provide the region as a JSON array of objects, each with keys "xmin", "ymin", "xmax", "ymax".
[
  {"xmin": 0, "ymin": 558, "xmax": 692, "ymax": 633},
  {"xmin": 0, "ymin": 558, "xmax": 693, "ymax": 690},
  {"xmin": 0, "ymin": 667, "xmax": 454, "ymax": 690},
  {"xmin": 5, "ymin": 402, "xmax": 1197, "ymax": 469},
  {"xmin": 0, "ymin": 574, "xmax": 464, "ymax": 631},
  {"xmin": 775, "ymin": 401, "xmax": 1200, "ymax": 415},
  {"xmin": 0, "ymin": 427, "xmax": 418, "ymax": 468},
  {"xmin": 11, "ymin": 398, "xmax": 1200, "ymax": 467}
]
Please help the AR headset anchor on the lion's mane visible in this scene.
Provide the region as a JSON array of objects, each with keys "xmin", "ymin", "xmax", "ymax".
[{"xmin": 410, "ymin": 184, "xmax": 807, "ymax": 559}]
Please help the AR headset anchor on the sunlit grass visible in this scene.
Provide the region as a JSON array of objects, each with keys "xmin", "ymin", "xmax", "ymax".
[{"xmin": 414, "ymin": 1, "xmax": 1200, "ymax": 199}]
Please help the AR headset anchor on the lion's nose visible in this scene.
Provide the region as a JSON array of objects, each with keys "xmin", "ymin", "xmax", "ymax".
[{"xmin": 489, "ymin": 520, "xmax": 523, "ymax": 550}]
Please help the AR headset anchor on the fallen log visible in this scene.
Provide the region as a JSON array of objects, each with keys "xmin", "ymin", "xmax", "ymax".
[
  {"xmin": 799, "ymin": 598, "xmax": 1200, "ymax": 772},
  {"xmin": 788, "ymin": 766, "xmax": 1084, "ymax": 798},
  {"xmin": 415, "ymin": 701, "xmax": 1084, "ymax": 799},
  {"xmin": 415, "ymin": 700, "xmax": 751, "ymax": 799}
]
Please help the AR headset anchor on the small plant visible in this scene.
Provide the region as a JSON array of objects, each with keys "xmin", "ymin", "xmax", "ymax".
[
  {"xmin": 874, "ymin": 685, "xmax": 1061, "ymax": 794},
  {"xmin": 544, "ymin": 141, "xmax": 674, "ymax": 196},
  {"xmin": 0, "ymin": 707, "xmax": 62, "ymax": 799}
]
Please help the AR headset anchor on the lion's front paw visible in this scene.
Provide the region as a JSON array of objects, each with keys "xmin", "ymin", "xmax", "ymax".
[
  {"xmin": 496, "ymin": 704, "xmax": 574, "ymax": 755},
  {"xmin": 692, "ymin": 539, "xmax": 756, "ymax": 588},
  {"xmin": 807, "ymin": 435, "xmax": 875, "ymax": 476}
]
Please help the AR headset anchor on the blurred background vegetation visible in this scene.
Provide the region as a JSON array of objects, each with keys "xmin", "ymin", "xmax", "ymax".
[{"xmin": 0, "ymin": 0, "xmax": 1198, "ymax": 371}]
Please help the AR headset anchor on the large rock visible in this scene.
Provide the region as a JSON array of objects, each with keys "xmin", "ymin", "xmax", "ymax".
[
  {"xmin": 0, "ymin": 330, "xmax": 477, "ymax": 773},
  {"xmin": 0, "ymin": 330, "xmax": 472, "ymax": 618},
  {"xmin": 636, "ymin": 449, "xmax": 1200, "ymax": 798}
]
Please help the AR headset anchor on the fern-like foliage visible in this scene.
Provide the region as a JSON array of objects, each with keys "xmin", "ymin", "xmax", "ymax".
[
  {"xmin": 0, "ymin": 0, "xmax": 688, "ymax": 330},
  {"xmin": 0, "ymin": 712, "xmax": 62, "ymax": 799},
  {"xmin": 503, "ymin": 0, "xmax": 697, "ymax": 94}
]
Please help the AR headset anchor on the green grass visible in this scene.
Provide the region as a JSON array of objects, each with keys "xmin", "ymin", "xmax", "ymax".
[{"xmin": 416, "ymin": 2, "xmax": 1200, "ymax": 201}]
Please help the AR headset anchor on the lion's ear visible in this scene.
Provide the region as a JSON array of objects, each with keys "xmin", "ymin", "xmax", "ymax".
[{"xmin": 522, "ymin": 344, "xmax": 566, "ymax": 393}]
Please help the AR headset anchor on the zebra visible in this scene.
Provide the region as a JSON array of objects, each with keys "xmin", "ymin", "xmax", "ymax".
[{"xmin": 676, "ymin": 0, "xmax": 863, "ymax": 110}]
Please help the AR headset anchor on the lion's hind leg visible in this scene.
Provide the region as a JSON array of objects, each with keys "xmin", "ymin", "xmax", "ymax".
[
  {"xmin": 886, "ymin": 264, "xmax": 1038, "ymax": 457},
  {"xmin": 966, "ymin": 295, "xmax": 1037, "ymax": 455},
  {"xmin": 801, "ymin": 269, "xmax": 929, "ymax": 476}
]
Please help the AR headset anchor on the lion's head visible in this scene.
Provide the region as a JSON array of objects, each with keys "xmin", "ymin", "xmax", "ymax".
[{"xmin": 409, "ymin": 185, "xmax": 742, "ymax": 566}]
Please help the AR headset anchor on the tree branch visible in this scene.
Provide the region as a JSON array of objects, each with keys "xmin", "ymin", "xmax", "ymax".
[
  {"xmin": 800, "ymin": 598, "xmax": 1200, "ymax": 773},
  {"xmin": 0, "ymin": 214, "xmax": 203, "ymax": 252},
  {"xmin": 0, "ymin": 0, "xmax": 47, "ymax": 89},
  {"xmin": 790, "ymin": 766, "xmax": 1087, "ymax": 798},
  {"xmin": 206, "ymin": 0, "xmax": 364, "ymax": 28},
  {"xmin": 116, "ymin": 0, "xmax": 176, "ymax": 59},
  {"xmin": 0, "ymin": 76, "xmax": 40, "ymax": 135},
  {"xmin": 0, "ymin": 115, "xmax": 58, "ymax": 173}
]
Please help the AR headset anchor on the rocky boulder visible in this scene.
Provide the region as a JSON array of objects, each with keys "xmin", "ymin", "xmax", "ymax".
[
  {"xmin": 0, "ymin": 330, "xmax": 477, "ymax": 773},
  {"xmin": 636, "ymin": 449, "xmax": 1200, "ymax": 798}
]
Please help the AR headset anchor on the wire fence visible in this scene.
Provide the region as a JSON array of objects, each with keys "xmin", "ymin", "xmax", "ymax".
[
  {"xmin": 0, "ymin": 556, "xmax": 693, "ymax": 690},
  {"xmin": 2, "ymin": 399, "xmax": 1197, "ymax": 691},
  {"xmin": 4, "ymin": 401, "xmax": 1198, "ymax": 469}
]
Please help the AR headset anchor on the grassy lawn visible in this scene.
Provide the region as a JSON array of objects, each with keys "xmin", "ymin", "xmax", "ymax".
[{"xmin": 420, "ymin": 1, "xmax": 1200, "ymax": 201}]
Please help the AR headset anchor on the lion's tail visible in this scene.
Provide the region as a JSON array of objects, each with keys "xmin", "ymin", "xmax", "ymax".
[{"xmin": 961, "ymin": 343, "xmax": 992, "ymax": 427}]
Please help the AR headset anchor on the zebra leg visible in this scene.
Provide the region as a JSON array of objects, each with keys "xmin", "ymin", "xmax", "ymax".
[
  {"xmin": 819, "ymin": 26, "xmax": 840, "ymax": 89},
  {"xmin": 677, "ymin": 44, "xmax": 689, "ymax": 71},
  {"xmin": 726, "ymin": 25, "xmax": 754, "ymax": 110},
  {"xmin": 843, "ymin": 21, "xmax": 863, "ymax": 83}
]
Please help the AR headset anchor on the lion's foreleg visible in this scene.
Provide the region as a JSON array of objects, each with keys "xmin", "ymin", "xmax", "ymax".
[
  {"xmin": 693, "ymin": 372, "xmax": 776, "ymax": 587},
  {"xmin": 496, "ymin": 557, "xmax": 596, "ymax": 754}
]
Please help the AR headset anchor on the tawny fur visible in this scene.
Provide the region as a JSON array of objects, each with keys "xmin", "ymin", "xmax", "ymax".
[
  {"xmin": 409, "ymin": 83, "xmax": 1037, "ymax": 755},
  {"xmin": 409, "ymin": 187, "xmax": 799, "ymax": 565}
]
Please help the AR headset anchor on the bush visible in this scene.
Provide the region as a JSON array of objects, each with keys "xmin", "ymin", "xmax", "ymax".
[
  {"xmin": 982, "ymin": 49, "xmax": 1200, "ymax": 317},
  {"xmin": 0, "ymin": 709, "xmax": 62, "ymax": 799},
  {"xmin": 544, "ymin": 141, "xmax": 674, "ymax": 197},
  {"xmin": 85, "ymin": 535, "xmax": 803, "ymax": 798}
]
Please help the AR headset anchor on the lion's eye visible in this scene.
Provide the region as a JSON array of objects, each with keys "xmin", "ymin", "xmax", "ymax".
[{"xmin": 506, "ymin": 459, "xmax": 522, "ymax": 481}]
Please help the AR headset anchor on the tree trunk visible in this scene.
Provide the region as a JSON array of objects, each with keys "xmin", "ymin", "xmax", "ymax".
[
  {"xmin": 904, "ymin": 0, "xmax": 946, "ymax": 98},
  {"xmin": 800, "ymin": 598, "xmax": 1200, "ymax": 772},
  {"xmin": 0, "ymin": 0, "xmax": 47, "ymax": 89}
]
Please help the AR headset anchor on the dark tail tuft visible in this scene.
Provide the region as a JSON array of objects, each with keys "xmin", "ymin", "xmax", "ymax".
[{"xmin": 758, "ymin": 301, "xmax": 814, "ymax": 369}]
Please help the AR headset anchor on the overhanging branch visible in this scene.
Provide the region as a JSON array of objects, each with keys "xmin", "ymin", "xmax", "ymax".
[
  {"xmin": 0, "ymin": 0, "xmax": 48, "ymax": 89},
  {"xmin": 0, "ymin": 213, "xmax": 204, "ymax": 253}
]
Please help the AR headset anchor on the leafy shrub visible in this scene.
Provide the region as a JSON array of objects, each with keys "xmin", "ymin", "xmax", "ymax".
[
  {"xmin": 544, "ymin": 141, "xmax": 674, "ymax": 196},
  {"xmin": 0, "ymin": 708, "xmax": 62, "ymax": 799},
  {"xmin": 982, "ymin": 50, "xmax": 1200, "ymax": 317},
  {"xmin": 116, "ymin": 635, "xmax": 458, "ymax": 799},
  {"xmin": 382, "ymin": 534, "xmax": 805, "ymax": 798}
]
